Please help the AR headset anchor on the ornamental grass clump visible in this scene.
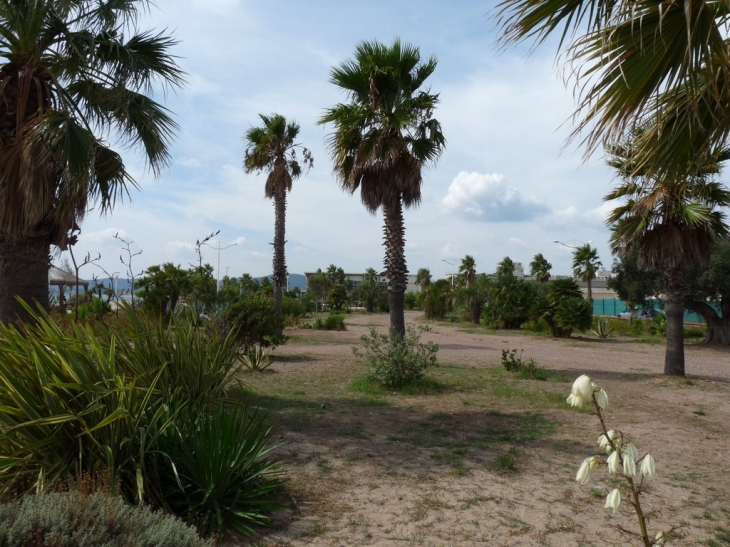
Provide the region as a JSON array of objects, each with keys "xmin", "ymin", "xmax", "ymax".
[{"xmin": 568, "ymin": 374, "xmax": 672, "ymax": 546}]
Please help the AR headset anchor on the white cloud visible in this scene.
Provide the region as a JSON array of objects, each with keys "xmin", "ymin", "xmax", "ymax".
[
  {"xmin": 440, "ymin": 243, "xmax": 459, "ymax": 257},
  {"xmin": 442, "ymin": 171, "xmax": 549, "ymax": 222}
]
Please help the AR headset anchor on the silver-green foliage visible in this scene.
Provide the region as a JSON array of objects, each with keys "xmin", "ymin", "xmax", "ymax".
[
  {"xmin": 0, "ymin": 491, "xmax": 212, "ymax": 547},
  {"xmin": 355, "ymin": 326, "xmax": 438, "ymax": 389}
]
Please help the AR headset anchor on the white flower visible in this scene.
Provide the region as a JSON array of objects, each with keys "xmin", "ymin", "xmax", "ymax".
[
  {"xmin": 567, "ymin": 393, "xmax": 584, "ymax": 408},
  {"xmin": 655, "ymin": 531, "xmax": 665, "ymax": 545},
  {"xmin": 576, "ymin": 456, "xmax": 598, "ymax": 485},
  {"xmin": 640, "ymin": 454, "xmax": 656, "ymax": 477},
  {"xmin": 572, "ymin": 375, "xmax": 594, "ymax": 400},
  {"xmin": 608, "ymin": 429, "xmax": 622, "ymax": 450},
  {"xmin": 624, "ymin": 443, "xmax": 639, "ymax": 461},
  {"xmin": 595, "ymin": 388, "xmax": 609, "ymax": 410},
  {"xmin": 598, "ymin": 433, "xmax": 610, "ymax": 450},
  {"xmin": 605, "ymin": 488, "xmax": 621, "ymax": 513},
  {"xmin": 623, "ymin": 450, "xmax": 636, "ymax": 476},
  {"xmin": 598, "ymin": 430, "xmax": 619, "ymax": 452},
  {"xmin": 607, "ymin": 450, "xmax": 621, "ymax": 474}
]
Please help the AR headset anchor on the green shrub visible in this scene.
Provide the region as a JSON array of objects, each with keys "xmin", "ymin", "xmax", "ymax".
[
  {"xmin": 355, "ymin": 327, "xmax": 439, "ymax": 389},
  {"xmin": 107, "ymin": 307, "xmax": 244, "ymax": 408},
  {"xmin": 281, "ymin": 297, "xmax": 304, "ymax": 317},
  {"xmin": 0, "ymin": 306, "xmax": 167, "ymax": 500},
  {"xmin": 314, "ymin": 312, "xmax": 346, "ymax": 331},
  {"xmin": 404, "ymin": 291, "xmax": 418, "ymax": 310},
  {"xmin": 220, "ymin": 295, "xmax": 285, "ymax": 351},
  {"xmin": 530, "ymin": 279, "xmax": 592, "ymax": 337},
  {"xmin": 500, "ymin": 349, "xmax": 548, "ymax": 381},
  {"xmin": 151, "ymin": 404, "xmax": 282, "ymax": 536},
  {"xmin": 0, "ymin": 304, "xmax": 282, "ymax": 538},
  {"xmin": 0, "ymin": 491, "xmax": 212, "ymax": 547}
]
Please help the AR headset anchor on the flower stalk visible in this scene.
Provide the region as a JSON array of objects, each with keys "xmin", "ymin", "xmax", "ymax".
[{"xmin": 568, "ymin": 376, "xmax": 668, "ymax": 546}]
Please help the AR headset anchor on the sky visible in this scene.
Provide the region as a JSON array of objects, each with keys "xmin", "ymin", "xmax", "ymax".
[{"xmin": 67, "ymin": 0, "xmax": 625, "ymax": 283}]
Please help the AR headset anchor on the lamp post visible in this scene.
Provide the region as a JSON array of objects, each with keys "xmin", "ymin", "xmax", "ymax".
[
  {"xmin": 553, "ymin": 239, "xmax": 592, "ymax": 250},
  {"xmin": 442, "ymin": 259, "xmax": 455, "ymax": 288},
  {"xmin": 202, "ymin": 240, "xmax": 238, "ymax": 291}
]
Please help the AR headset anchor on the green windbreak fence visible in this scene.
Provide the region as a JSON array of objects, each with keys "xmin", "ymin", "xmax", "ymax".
[{"xmin": 592, "ymin": 298, "xmax": 712, "ymax": 324}]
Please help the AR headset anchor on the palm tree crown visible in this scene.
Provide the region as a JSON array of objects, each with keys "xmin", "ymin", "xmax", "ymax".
[
  {"xmin": 572, "ymin": 245, "xmax": 601, "ymax": 283},
  {"xmin": 529, "ymin": 253, "xmax": 552, "ymax": 282},
  {"xmin": 320, "ymin": 39, "xmax": 445, "ymax": 338},
  {"xmin": 458, "ymin": 255, "xmax": 476, "ymax": 286},
  {"xmin": 496, "ymin": 0, "xmax": 730, "ymax": 177},
  {"xmin": 0, "ymin": 0, "xmax": 183, "ymax": 321}
]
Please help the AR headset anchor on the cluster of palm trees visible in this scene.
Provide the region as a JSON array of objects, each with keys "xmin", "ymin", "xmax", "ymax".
[
  {"xmin": 498, "ymin": 0, "xmax": 730, "ymax": 376},
  {"xmin": 243, "ymin": 39, "xmax": 445, "ymax": 339}
]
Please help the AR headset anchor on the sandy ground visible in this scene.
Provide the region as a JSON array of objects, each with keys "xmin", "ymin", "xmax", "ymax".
[{"xmin": 233, "ymin": 311, "xmax": 730, "ymax": 547}]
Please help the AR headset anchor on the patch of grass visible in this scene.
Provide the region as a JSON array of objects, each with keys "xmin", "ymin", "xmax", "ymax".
[
  {"xmin": 704, "ymin": 526, "xmax": 730, "ymax": 546},
  {"xmin": 492, "ymin": 447, "xmax": 519, "ymax": 472},
  {"xmin": 694, "ymin": 409, "xmax": 707, "ymax": 416},
  {"xmin": 348, "ymin": 375, "xmax": 446, "ymax": 396}
]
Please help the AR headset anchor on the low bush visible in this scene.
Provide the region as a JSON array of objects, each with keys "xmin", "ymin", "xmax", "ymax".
[
  {"xmin": 501, "ymin": 349, "xmax": 548, "ymax": 381},
  {"xmin": 0, "ymin": 491, "xmax": 212, "ymax": 547},
  {"xmin": 354, "ymin": 327, "xmax": 439, "ymax": 389},
  {"xmin": 313, "ymin": 312, "xmax": 346, "ymax": 331},
  {"xmin": 220, "ymin": 295, "xmax": 285, "ymax": 351}
]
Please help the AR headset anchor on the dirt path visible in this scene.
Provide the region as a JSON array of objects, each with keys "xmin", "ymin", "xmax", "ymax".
[{"xmin": 235, "ymin": 311, "xmax": 730, "ymax": 547}]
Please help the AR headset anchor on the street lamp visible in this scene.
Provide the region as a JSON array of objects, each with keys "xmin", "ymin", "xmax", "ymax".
[
  {"xmin": 442, "ymin": 259, "xmax": 455, "ymax": 288},
  {"xmin": 553, "ymin": 239, "xmax": 592, "ymax": 250},
  {"xmin": 202, "ymin": 240, "xmax": 239, "ymax": 290}
]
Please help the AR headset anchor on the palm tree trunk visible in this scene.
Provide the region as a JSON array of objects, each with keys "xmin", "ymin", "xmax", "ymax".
[
  {"xmin": 272, "ymin": 190, "xmax": 287, "ymax": 337},
  {"xmin": 383, "ymin": 198, "xmax": 407, "ymax": 340},
  {"xmin": 663, "ymin": 266, "xmax": 686, "ymax": 376},
  {"xmin": 587, "ymin": 277, "xmax": 593, "ymax": 303},
  {"xmin": 0, "ymin": 233, "xmax": 49, "ymax": 323}
]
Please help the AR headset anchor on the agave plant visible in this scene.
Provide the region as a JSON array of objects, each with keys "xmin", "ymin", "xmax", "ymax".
[{"xmin": 591, "ymin": 318, "xmax": 615, "ymax": 339}]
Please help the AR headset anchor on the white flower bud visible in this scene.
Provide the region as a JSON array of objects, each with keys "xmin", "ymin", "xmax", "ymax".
[
  {"xmin": 608, "ymin": 429, "xmax": 622, "ymax": 450},
  {"xmin": 572, "ymin": 375, "xmax": 594, "ymax": 400},
  {"xmin": 623, "ymin": 451, "xmax": 636, "ymax": 476},
  {"xmin": 598, "ymin": 433, "xmax": 610, "ymax": 450},
  {"xmin": 640, "ymin": 454, "xmax": 656, "ymax": 477},
  {"xmin": 607, "ymin": 450, "xmax": 621, "ymax": 474},
  {"xmin": 605, "ymin": 488, "xmax": 621, "ymax": 513},
  {"xmin": 595, "ymin": 388, "xmax": 609, "ymax": 410},
  {"xmin": 655, "ymin": 531, "xmax": 665, "ymax": 545},
  {"xmin": 575, "ymin": 456, "xmax": 598, "ymax": 485}
]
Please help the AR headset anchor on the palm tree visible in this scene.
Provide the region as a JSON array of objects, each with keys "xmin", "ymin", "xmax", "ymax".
[
  {"xmin": 572, "ymin": 245, "xmax": 602, "ymax": 303},
  {"xmin": 606, "ymin": 128, "xmax": 730, "ymax": 376},
  {"xmin": 415, "ymin": 267, "xmax": 432, "ymax": 290},
  {"xmin": 363, "ymin": 267, "xmax": 378, "ymax": 284},
  {"xmin": 320, "ymin": 39, "xmax": 446, "ymax": 339},
  {"xmin": 495, "ymin": 257, "xmax": 515, "ymax": 278},
  {"xmin": 458, "ymin": 255, "xmax": 476, "ymax": 287},
  {"xmin": 496, "ymin": 0, "xmax": 730, "ymax": 178},
  {"xmin": 243, "ymin": 114, "xmax": 312, "ymax": 335},
  {"xmin": 0, "ymin": 0, "xmax": 184, "ymax": 322},
  {"xmin": 529, "ymin": 253, "xmax": 552, "ymax": 282}
]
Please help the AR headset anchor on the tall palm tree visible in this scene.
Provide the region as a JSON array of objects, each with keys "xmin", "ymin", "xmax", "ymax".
[
  {"xmin": 572, "ymin": 244, "xmax": 601, "ymax": 303},
  {"xmin": 243, "ymin": 114, "xmax": 312, "ymax": 335},
  {"xmin": 0, "ymin": 0, "xmax": 184, "ymax": 322},
  {"xmin": 496, "ymin": 0, "xmax": 730, "ymax": 178},
  {"xmin": 320, "ymin": 39, "xmax": 446, "ymax": 339},
  {"xmin": 529, "ymin": 253, "xmax": 552, "ymax": 282},
  {"xmin": 458, "ymin": 255, "xmax": 476, "ymax": 287},
  {"xmin": 606, "ymin": 129, "xmax": 730, "ymax": 376},
  {"xmin": 415, "ymin": 267, "xmax": 432, "ymax": 290}
]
